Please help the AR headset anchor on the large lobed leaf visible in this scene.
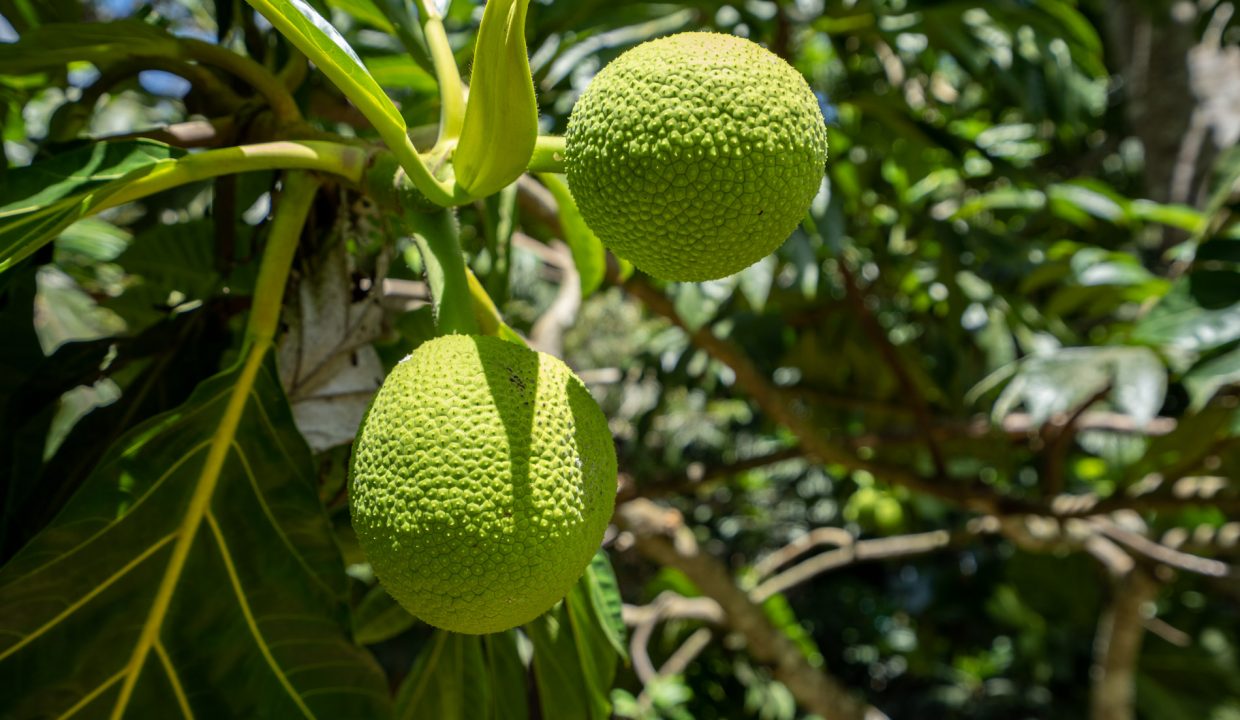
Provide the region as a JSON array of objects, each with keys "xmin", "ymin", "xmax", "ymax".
[{"xmin": 0, "ymin": 351, "xmax": 391, "ymax": 718}]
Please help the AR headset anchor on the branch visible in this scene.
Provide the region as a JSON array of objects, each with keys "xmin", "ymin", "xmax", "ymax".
[
  {"xmin": 617, "ymin": 272, "xmax": 1044, "ymax": 517},
  {"xmin": 180, "ymin": 38, "xmax": 303, "ymax": 124},
  {"xmin": 1093, "ymin": 519, "xmax": 1233, "ymax": 577},
  {"xmin": 752, "ymin": 526, "xmax": 854, "ymax": 581},
  {"xmin": 616, "ymin": 499, "xmax": 883, "ymax": 720},
  {"xmin": 1042, "ymin": 384, "xmax": 1112, "ymax": 497},
  {"xmin": 622, "ymin": 446, "xmax": 804, "ymax": 502},
  {"xmin": 836, "ymin": 258, "xmax": 947, "ymax": 478},
  {"xmin": 752, "ymin": 529, "xmax": 959, "ymax": 602},
  {"xmin": 1090, "ymin": 569, "xmax": 1158, "ymax": 720},
  {"xmin": 637, "ymin": 628, "xmax": 714, "ymax": 713}
]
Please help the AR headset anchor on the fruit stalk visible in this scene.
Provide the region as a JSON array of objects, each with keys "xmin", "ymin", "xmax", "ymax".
[
  {"xmin": 408, "ymin": 209, "xmax": 481, "ymax": 336},
  {"xmin": 528, "ymin": 135, "xmax": 567, "ymax": 174}
]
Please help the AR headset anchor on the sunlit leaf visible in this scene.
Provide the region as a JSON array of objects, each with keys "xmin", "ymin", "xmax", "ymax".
[
  {"xmin": 245, "ymin": 0, "xmax": 405, "ymax": 134},
  {"xmin": 0, "ymin": 140, "xmax": 182, "ymax": 273},
  {"xmin": 353, "ymin": 585, "xmax": 416, "ymax": 645},
  {"xmin": 993, "ymin": 346, "xmax": 1166, "ymax": 426},
  {"xmin": 538, "ymin": 173, "xmax": 605, "ymax": 298},
  {"xmin": 1134, "ymin": 282, "xmax": 1240, "ymax": 353},
  {"xmin": 325, "ymin": 0, "xmax": 395, "ymax": 32},
  {"xmin": 583, "ymin": 550, "xmax": 628, "ymax": 662},
  {"xmin": 1183, "ymin": 347, "xmax": 1240, "ymax": 411}
]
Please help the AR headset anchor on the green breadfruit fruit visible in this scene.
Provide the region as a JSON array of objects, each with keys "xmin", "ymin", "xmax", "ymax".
[
  {"xmin": 565, "ymin": 31, "xmax": 829, "ymax": 282},
  {"xmin": 350, "ymin": 334, "xmax": 618, "ymax": 634}
]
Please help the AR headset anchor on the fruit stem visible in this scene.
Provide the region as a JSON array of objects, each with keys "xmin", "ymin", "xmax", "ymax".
[
  {"xmin": 528, "ymin": 135, "xmax": 567, "ymax": 174},
  {"xmin": 408, "ymin": 209, "xmax": 481, "ymax": 336},
  {"xmin": 466, "ymin": 268, "xmax": 527, "ymax": 346},
  {"xmin": 247, "ymin": 172, "xmax": 321, "ymax": 346}
]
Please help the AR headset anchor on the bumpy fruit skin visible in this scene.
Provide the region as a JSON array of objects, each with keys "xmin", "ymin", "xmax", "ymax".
[
  {"xmin": 566, "ymin": 32, "xmax": 828, "ymax": 282},
  {"xmin": 350, "ymin": 335, "xmax": 617, "ymax": 634}
]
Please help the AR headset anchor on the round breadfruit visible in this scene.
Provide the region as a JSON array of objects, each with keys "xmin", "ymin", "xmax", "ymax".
[
  {"xmin": 350, "ymin": 334, "xmax": 617, "ymax": 634},
  {"xmin": 565, "ymin": 31, "xmax": 828, "ymax": 282}
]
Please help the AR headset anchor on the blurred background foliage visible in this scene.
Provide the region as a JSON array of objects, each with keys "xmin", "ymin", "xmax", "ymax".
[{"xmin": 1, "ymin": 0, "xmax": 1239, "ymax": 718}]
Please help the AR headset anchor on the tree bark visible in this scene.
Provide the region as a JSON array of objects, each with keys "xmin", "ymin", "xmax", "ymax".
[{"xmin": 1090, "ymin": 569, "xmax": 1158, "ymax": 720}]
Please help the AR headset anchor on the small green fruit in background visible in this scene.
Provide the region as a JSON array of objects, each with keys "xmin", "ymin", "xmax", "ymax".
[
  {"xmin": 565, "ymin": 31, "xmax": 828, "ymax": 282},
  {"xmin": 350, "ymin": 335, "xmax": 617, "ymax": 634}
]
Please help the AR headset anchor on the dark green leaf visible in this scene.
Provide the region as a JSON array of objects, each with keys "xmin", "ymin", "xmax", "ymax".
[
  {"xmin": 525, "ymin": 605, "xmax": 595, "ymax": 719},
  {"xmin": 353, "ymin": 584, "xmax": 417, "ymax": 645},
  {"xmin": 0, "ymin": 20, "xmax": 180, "ymax": 74},
  {"xmin": 484, "ymin": 630, "xmax": 529, "ymax": 720},
  {"xmin": 395, "ymin": 630, "xmax": 491, "ymax": 720},
  {"xmin": 564, "ymin": 582, "xmax": 618, "ymax": 719},
  {"xmin": 0, "ymin": 352, "xmax": 392, "ymax": 718}
]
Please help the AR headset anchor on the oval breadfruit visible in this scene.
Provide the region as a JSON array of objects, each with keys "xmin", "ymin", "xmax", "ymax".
[
  {"xmin": 350, "ymin": 334, "xmax": 617, "ymax": 634},
  {"xmin": 565, "ymin": 31, "xmax": 828, "ymax": 282}
]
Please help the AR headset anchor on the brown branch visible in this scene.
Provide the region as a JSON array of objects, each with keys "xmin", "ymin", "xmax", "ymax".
[
  {"xmin": 1043, "ymin": 385, "xmax": 1112, "ymax": 497},
  {"xmin": 794, "ymin": 388, "xmax": 1178, "ymax": 438},
  {"xmin": 752, "ymin": 530, "xmax": 958, "ymax": 602},
  {"xmin": 1093, "ymin": 519, "xmax": 1233, "ymax": 577},
  {"xmin": 752, "ymin": 526, "xmax": 855, "ymax": 580},
  {"xmin": 836, "ymin": 259, "xmax": 948, "ymax": 479},
  {"xmin": 617, "ymin": 271, "xmax": 1045, "ymax": 517},
  {"xmin": 655, "ymin": 627, "xmax": 714, "ymax": 679},
  {"xmin": 1090, "ymin": 569, "xmax": 1158, "ymax": 720},
  {"xmin": 99, "ymin": 118, "xmax": 238, "ymax": 148},
  {"xmin": 616, "ymin": 499, "xmax": 882, "ymax": 720},
  {"xmin": 623, "ymin": 446, "xmax": 804, "ymax": 502}
]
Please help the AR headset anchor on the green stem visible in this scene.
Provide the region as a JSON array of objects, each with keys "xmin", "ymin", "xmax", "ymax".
[
  {"xmin": 181, "ymin": 38, "xmax": 303, "ymax": 124},
  {"xmin": 408, "ymin": 209, "xmax": 479, "ymax": 336},
  {"xmin": 247, "ymin": 171, "xmax": 320, "ymax": 345},
  {"xmin": 528, "ymin": 135, "xmax": 567, "ymax": 174},
  {"xmin": 424, "ymin": 15, "xmax": 466, "ymax": 145},
  {"xmin": 98, "ymin": 141, "xmax": 366, "ymax": 213},
  {"xmin": 386, "ymin": 132, "xmax": 463, "ymax": 206},
  {"xmin": 466, "ymin": 268, "xmax": 525, "ymax": 346},
  {"xmin": 244, "ymin": 0, "xmax": 461, "ymax": 206}
]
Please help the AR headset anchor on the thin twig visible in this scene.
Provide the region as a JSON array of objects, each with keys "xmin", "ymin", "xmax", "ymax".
[
  {"xmin": 836, "ymin": 259, "xmax": 948, "ymax": 479},
  {"xmin": 1092, "ymin": 519, "xmax": 1232, "ymax": 577},
  {"xmin": 616, "ymin": 499, "xmax": 881, "ymax": 720},
  {"xmin": 617, "ymin": 271, "xmax": 1044, "ymax": 517},
  {"xmin": 1043, "ymin": 384, "xmax": 1112, "ymax": 497},
  {"xmin": 753, "ymin": 530, "xmax": 956, "ymax": 602},
  {"xmin": 752, "ymin": 526, "xmax": 855, "ymax": 581}
]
